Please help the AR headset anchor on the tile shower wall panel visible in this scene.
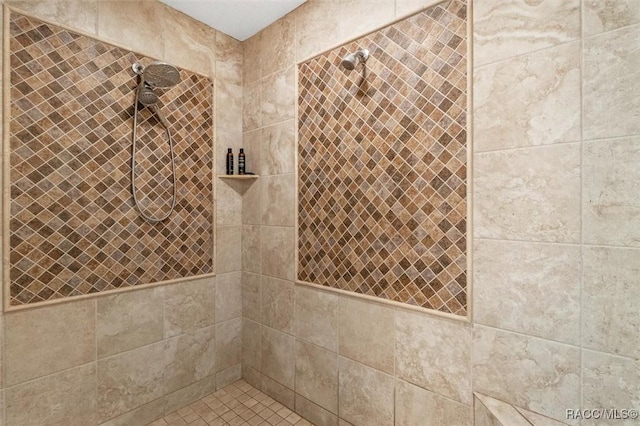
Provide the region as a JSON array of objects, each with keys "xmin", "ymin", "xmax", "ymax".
[
  {"xmin": 6, "ymin": 12, "xmax": 214, "ymax": 307},
  {"xmin": 297, "ymin": 1, "xmax": 468, "ymax": 314}
]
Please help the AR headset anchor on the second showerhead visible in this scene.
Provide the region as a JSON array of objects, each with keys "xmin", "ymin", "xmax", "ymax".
[{"xmin": 341, "ymin": 49, "xmax": 369, "ymax": 71}]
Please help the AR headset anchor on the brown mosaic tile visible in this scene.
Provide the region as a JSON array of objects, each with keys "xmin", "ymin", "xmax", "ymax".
[
  {"xmin": 7, "ymin": 12, "xmax": 214, "ymax": 306},
  {"xmin": 297, "ymin": 1, "xmax": 467, "ymax": 315}
]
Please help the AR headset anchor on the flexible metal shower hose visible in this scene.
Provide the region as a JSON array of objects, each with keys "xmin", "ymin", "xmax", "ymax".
[{"xmin": 131, "ymin": 89, "xmax": 177, "ymax": 223}]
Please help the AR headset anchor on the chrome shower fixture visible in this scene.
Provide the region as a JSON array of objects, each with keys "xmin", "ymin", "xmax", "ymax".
[
  {"xmin": 132, "ymin": 61, "xmax": 181, "ymax": 88},
  {"xmin": 341, "ymin": 49, "xmax": 369, "ymax": 71},
  {"xmin": 130, "ymin": 60, "xmax": 181, "ymax": 223}
]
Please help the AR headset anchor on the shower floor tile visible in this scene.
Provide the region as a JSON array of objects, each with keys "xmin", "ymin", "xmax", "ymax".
[{"xmin": 148, "ymin": 380, "xmax": 314, "ymax": 426}]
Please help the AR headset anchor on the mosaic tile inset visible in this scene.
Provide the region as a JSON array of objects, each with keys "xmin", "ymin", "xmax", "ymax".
[
  {"xmin": 7, "ymin": 12, "xmax": 214, "ymax": 306},
  {"xmin": 297, "ymin": 1, "xmax": 468, "ymax": 315}
]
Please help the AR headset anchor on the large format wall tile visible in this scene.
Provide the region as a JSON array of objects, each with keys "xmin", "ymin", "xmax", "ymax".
[
  {"xmin": 261, "ymin": 276, "xmax": 295, "ymax": 334},
  {"xmin": 338, "ymin": 297, "xmax": 395, "ymax": 374},
  {"xmin": 295, "ymin": 394, "xmax": 338, "ymax": 426},
  {"xmin": 243, "ymin": 81, "xmax": 262, "ymax": 131},
  {"xmin": 242, "ymin": 178, "xmax": 263, "ymax": 225},
  {"xmin": 583, "ymin": 247, "xmax": 640, "ymax": 359},
  {"xmin": 6, "ymin": 363, "xmax": 97, "ymax": 426},
  {"xmin": 243, "ymin": 33, "xmax": 262, "ymax": 84},
  {"xmin": 338, "ymin": 357, "xmax": 395, "ymax": 426},
  {"xmin": 583, "ymin": 137, "xmax": 640, "ymax": 247},
  {"xmin": 261, "ymin": 325, "xmax": 295, "ymax": 389},
  {"xmin": 242, "ymin": 225, "xmax": 262, "ymax": 273},
  {"xmin": 216, "ymin": 31, "xmax": 243, "ymax": 85},
  {"xmin": 473, "ymin": 0, "xmax": 580, "ymax": 66},
  {"xmin": 261, "ymin": 226, "xmax": 295, "ymax": 281},
  {"xmin": 262, "ymin": 374, "xmax": 295, "ymax": 410},
  {"xmin": 583, "ymin": 0, "xmax": 640, "ymax": 36},
  {"xmin": 395, "ymin": 310, "xmax": 472, "ymax": 404},
  {"xmin": 584, "ymin": 24, "xmax": 640, "ymax": 140},
  {"xmin": 242, "ymin": 271, "xmax": 261, "ymax": 322},
  {"xmin": 298, "ymin": 1, "xmax": 468, "ymax": 314},
  {"xmin": 215, "ymin": 271, "xmax": 242, "ymax": 323},
  {"xmin": 216, "ymin": 226, "xmax": 242, "ymax": 273},
  {"xmin": 396, "ymin": 380, "xmax": 472, "ymax": 426},
  {"xmin": 474, "ymin": 41, "xmax": 580, "ymax": 152},
  {"xmin": 474, "ymin": 393, "xmax": 531, "ymax": 426},
  {"xmin": 162, "ymin": 6, "xmax": 216, "ymax": 77},
  {"xmin": 216, "ymin": 80, "xmax": 243, "ymax": 132},
  {"xmin": 261, "ymin": 121, "xmax": 296, "ymax": 176},
  {"xmin": 583, "ymin": 350, "xmax": 640, "ymax": 417},
  {"xmin": 337, "ymin": 0, "xmax": 395, "ymax": 42},
  {"xmin": 99, "ymin": 398, "xmax": 165, "ymax": 426},
  {"xmin": 5, "ymin": 299, "xmax": 96, "ymax": 386},
  {"xmin": 97, "ymin": 287, "xmax": 164, "ymax": 358},
  {"xmin": 97, "ymin": 341, "xmax": 166, "ymax": 422},
  {"xmin": 164, "ymin": 326, "xmax": 217, "ymax": 394},
  {"xmin": 260, "ymin": 14, "xmax": 295, "ymax": 77},
  {"xmin": 97, "ymin": 1, "xmax": 164, "ymax": 58},
  {"xmin": 261, "ymin": 174, "xmax": 296, "ymax": 226},
  {"xmin": 294, "ymin": 0, "xmax": 340, "ymax": 62},
  {"xmin": 215, "ymin": 318, "xmax": 242, "ymax": 372},
  {"xmin": 295, "ymin": 286, "xmax": 339, "ymax": 352},
  {"xmin": 473, "ymin": 240, "xmax": 581, "ymax": 344},
  {"xmin": 216, "ymin": 364, "xmax": 242, "ymax": 389},
  {"xmin": 242, "ymin": 318, "xmax": 262, "ymax": 370},
  {"xmin": 164, "ymin": 277, "xmax": 215, "ymax": 338},
  {"xmin": 473, "ymin": 326, "xmax": 581, "ymax": 423},
  {"xmin": 241, "ymin": 128, "xmax": 262, "ymax": 177},
  {"xmin": 262, "ymin": 67, "xmax": 295, "ymax": 126},
  {"xmin": 474, "ymin": 144, "xmax": 581, "ymax": 243},
  {"xmin": 164, "ymin": 375, "xmax": 217, "ymax": 414},
  {"xmin": 295, "ymin": 339, "xmax": 339, "ymax": 414}
]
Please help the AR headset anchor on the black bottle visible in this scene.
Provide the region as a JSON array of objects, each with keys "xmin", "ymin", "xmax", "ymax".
[
  {"xmin": 226, "ymin": 148, "xmax": 234, "ymax": 175},
  {"xmin": 238, "ymin": 149, "xmax": 246, "ymax": 175}
]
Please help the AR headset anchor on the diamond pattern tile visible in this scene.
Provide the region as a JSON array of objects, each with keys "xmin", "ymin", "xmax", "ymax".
[
  {"xmin": 7, "ymin": 12, "xmax": 214, "ymax": 306},
  {"xmin": 297, "ymin": 1, "xmax": 468, "ymax": 315}
]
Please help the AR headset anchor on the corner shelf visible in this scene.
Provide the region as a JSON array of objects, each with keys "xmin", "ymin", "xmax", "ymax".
[{"xmin": 217, "ymin": 175, "xmax": 259, "ymax": 180}]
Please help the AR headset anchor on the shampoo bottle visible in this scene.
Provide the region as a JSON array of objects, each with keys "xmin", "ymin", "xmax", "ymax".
[
  {"xmin": 238, "ymin": 149, "xmax": 246, "ymax": 175},
  {"xmin": 226, "ymin": 148, "xmax": 234, "ymax": 175}
]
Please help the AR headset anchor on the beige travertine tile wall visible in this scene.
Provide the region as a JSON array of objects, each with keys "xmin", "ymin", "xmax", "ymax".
[
  {"xmin": 242, "ymin": 0, "xmax": 640, "ymax": 425},
  {"xmin": 242, "ymin": 1, "xmax": 475, "ymax": 424},
  {"xmin": 472, "ymin": 0, "xmax": 640, "ymax": 424},
  {"xmin": 0, "ymin": 0, "xmax": 243, "ymax": 424}
]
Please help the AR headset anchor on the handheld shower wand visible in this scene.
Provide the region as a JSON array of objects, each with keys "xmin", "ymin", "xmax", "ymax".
[{"xmin": 131, "ymin": 61, "xmax": 181, "ymax": 223}]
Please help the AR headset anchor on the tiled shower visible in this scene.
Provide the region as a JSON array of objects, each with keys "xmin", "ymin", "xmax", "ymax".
[{"xmin": 0, "ymin": 0, "xmax": 638, "ymax": 425}]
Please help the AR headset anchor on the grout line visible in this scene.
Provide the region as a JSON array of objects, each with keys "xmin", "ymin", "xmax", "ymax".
[
  {"xmin": 473, "ymin": 237, "xmax": 640, "ymax": 251},
  {"xmin": 473, "ymin": 37, "xmax": 583, "ymax": 70},
  {"xmin": 475, "ymin": 323, "xmax": 582, "ymax": 350},
  {"xmin": 581, "ymin": 20, "xmax": 640, "ymax": 41},
  {"xmin": 473, "ymin": 140, "xmax": 582, "ymax": 155},
  {"xmin": 579, "ymin": 0, "xmax": 585, "ymax": 417}
]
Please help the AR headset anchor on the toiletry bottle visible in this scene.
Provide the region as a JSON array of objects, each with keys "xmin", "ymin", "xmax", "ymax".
[
  {"xmin": 226, "ymin": 148, "xmax": 234, "ymax": 175},
  {"xmin": 238, "ymin": 149, "xmax": 246, "ymax": 175}
]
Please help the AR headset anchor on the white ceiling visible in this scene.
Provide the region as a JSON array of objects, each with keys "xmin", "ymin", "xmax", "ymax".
[{"xmin": 160, "ymin": 0, "xmax": 308, "ymax": 41}]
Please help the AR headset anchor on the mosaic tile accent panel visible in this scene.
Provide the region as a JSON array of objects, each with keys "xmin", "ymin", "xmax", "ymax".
[
  {"xmin": 7, "ymin": 12, "xmax": 214, "ymax": 306},
  {"xmin": 297, "ymin": 1, "xmax": 468, "ymax": 315}
]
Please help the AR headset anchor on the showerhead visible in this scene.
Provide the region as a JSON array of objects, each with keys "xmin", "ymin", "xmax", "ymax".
[
  {"xmin": 142, "ymin": 61, "xmax": 181, "ymax": 88},
  {"xmin": 132, "ymin": 61, "xmax": 180, "ymax": 108},
  {"xmin": 132, "ymin": 61, "xmax": 181, "ymax": 88},
  {"xmin": 137, "ymin": 83, "xmax": 159, "ymax": 105},
  {"xmin": 341, "ymin": 49, "xmax": 369, "ymax": 71}
]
